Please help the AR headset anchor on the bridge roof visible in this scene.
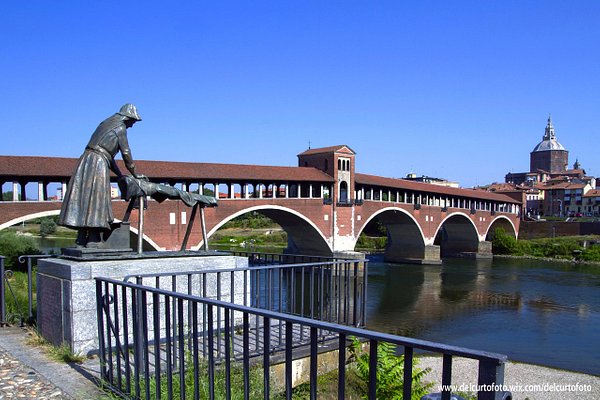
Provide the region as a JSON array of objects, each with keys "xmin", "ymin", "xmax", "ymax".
[
  {"xmin": 0, "ymin": 155, "xmax": 334, "ymax": 183},
  {"xmin": 355, "ymin": 173, "xmax": 521, "ymax": 203},
  {"xmin": 298, "ymin": 145, "xmax": 356, "ymax": 156}
]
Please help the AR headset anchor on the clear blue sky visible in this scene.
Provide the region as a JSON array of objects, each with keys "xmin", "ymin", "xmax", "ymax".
[{"xmin": 1, "ymin": 1, "xmax": 598, "ymax": 187}]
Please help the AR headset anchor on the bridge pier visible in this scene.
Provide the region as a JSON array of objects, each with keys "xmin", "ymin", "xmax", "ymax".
[
  {"xmin": 384, "ymin": 244, "xmax": 442, "ymax": 265},
  {"xmin": 441, "ymin": 239, "xmax": 493, "ymax": 259}
]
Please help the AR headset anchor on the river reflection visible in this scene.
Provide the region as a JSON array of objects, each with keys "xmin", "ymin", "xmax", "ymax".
[{"xmin": 365, "ymin": 256, "xmax": 600, "ymax": 375}]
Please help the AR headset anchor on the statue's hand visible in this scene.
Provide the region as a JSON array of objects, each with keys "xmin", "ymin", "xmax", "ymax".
[{"xmin": 134, "ymin": 174, "xmax": 149, "ymax": 181}]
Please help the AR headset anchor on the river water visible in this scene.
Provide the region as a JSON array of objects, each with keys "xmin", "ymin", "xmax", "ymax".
[{"xmin": 365, "ymin": 256, "xmax": 600, "ymax": 375}]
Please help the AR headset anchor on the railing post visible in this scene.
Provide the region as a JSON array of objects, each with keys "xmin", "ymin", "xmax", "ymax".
[
  {"xmin": 95, "ymin": 279, "xmax": 107, "ymax": 381},
  {"xmin": 26, "ymin": 257, "xmax": 34, "ymax": 322},
  {"xmin": 477, "ymin": 358, "xmax": 505, "ymax": 400},
  {"xmin": 0, "ymin": 256, "xmax": 5, "ymax": 326}
]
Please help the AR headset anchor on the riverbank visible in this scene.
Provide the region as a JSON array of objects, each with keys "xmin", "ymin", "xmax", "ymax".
[{"xmin": 493, "ymin": 253, "xmax": 600, "ymax": 267}]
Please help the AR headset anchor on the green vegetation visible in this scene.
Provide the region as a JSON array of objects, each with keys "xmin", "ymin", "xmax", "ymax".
[
  {"xmin": 25, "ymin": 328, "xmax": 86, "ymax": 363},
  {"xmin": 492, "ymin": 228, "xmax": 600, "ymax": 262},
  {"xmin": 222, "ymin": 212, "xmax": 279, "ymax": 230},
  {"xmin": 0, "ymin": 230, "xmax": 40, "ymax": 270},
  {"xmin": 348, "ymin": 338, "xmax": 433, "ymax": 400},
  {"xmin": 39, "ymin": 217, "xmax": 57, "ymax": 237},
  {"xmin": 355, "ymin": 234, "xmax": 387, "ymax": 251},
  {"xmin": 2, "ymin": 271, "xmax": 35, "ymax": 324}
]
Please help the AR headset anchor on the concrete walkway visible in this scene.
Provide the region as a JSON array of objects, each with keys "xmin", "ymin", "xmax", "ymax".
[{"xmin": 0, "ymin": 327, "xmax": 105, "ymax": 400}]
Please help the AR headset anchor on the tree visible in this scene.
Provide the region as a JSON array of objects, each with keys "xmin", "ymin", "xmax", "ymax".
[
  {"xmin": 39, "ymin": 218, "xmax": 57, "ymax": 238},
  {"xmin": 2, "ymin": 191, "xmax": 20, "ymax": 201},
  {"xmin": 0, "ymin": 231, "xmax": 41, "ymax": 270}
]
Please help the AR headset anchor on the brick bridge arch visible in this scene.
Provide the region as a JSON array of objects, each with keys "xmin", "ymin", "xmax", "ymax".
[
  {"xmin": 191, "ymin": 204, "xmax": 331, "ymax": 255},
  {"xmin": 354, "ymin": 207, "xmax": 428, "ymax": 263}
]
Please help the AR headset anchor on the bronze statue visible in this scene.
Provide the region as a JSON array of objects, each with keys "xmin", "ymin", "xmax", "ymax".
[{"xmin": 58, "ymin": 104, "xmax": 146, "ymax": 247}]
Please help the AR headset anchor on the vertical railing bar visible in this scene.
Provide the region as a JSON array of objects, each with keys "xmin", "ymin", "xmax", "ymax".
[
  {"xmin": 319, "ymin": 265, "xmax": 325, "ymax": 322},
  {"xmin": 243, "ymin": 313, "xmax": 250, "ymax": 400},
  {"xmin": 368, "ymin": 339, "xmax": 378, "ymax": 400},
  {"xmin": 337, "ymin": 262, "xmax": 342, "ymax": 324},
  {"xmin": 165, "ymin": 295, "xmax": 173, "ymax": 400},
  {"xmin": 112, "ymin": 284, "xmax": 122, "ymax": 391},
  {"xmin": 203, "ymin": 274, "xmax": 207, "ymax": 358},
  {"xmin": 152, "ymin": 292, "xmax": 161, "ymax": 400},
  {"xmin": 27, "ymin": 257, "xmax": 33, "ymax": 321},
  {"xmin": 441, "ymin": 354, "xmax": 453, "ymax": 400},
  {"xmin": 224, "ymin": 308, "xmax": 232, "ymax": 400},
  {"xmin": 263, "ymin": 316, "xmax": 271, "ymax": 400},
  {"xmin": 255, "ymin": 269, "xmax": 260, "ymax": 353},
  {"xmin": 187, "ymin": 274, "xmax": 193, "ymax": 354},
  {"xmin": 132, "ymin": 287, "xmax": 141, "ymax": 399},
  {"xmin": 278, "ymin": 268, "xmax": 283, "ymax": 348},
  {"xmin": 353, "ymin": 261, "xmax": 359, "ymax": 326},
  {"xmin": 310, "ymin": 326, "xmax": 318, "ymax": 400},
  {"xmin": 300, "ymin": 266, "xmax": 305, "ymax": 317},
  {"xmin": 207, "ymin": 305, "xmax": 215, "ymax": 400},
  {"xmin": 345, "ymin": 262, "xmax": 350, "ymax": 324},
  {"xmin": 285, "ymin": 321, "xmax": 293, "ymax": 400},
  {"xmin": 362, "ymin": 261, "xmax": 368, "ymax": 326},
  {"xmin": 403, "ymin": 346, "xmax": 414, "ymax": 400},
  {"xmin": 230, "ymin": 270, "xmax": 235, "ymax": 357},
  {"xmin": 310, "ymin": 266, "xmax": 315, "ymax": 319},
  {"xmin": 192, "ymin": 302, "xmax": 200, "ymax": 400},
  {"xmin": 95, "ymin": 280, "xmax": 107, "ymax": 382},
  {"xmin": 217, "ymin": 272, "xmax": 222, "ymax": 359},
  {"xmin": 104, "ymin": 281, "xmax": 114, "ymax": 384},
  {"xmin": 141, "ymin": 287, "xmax": 150, "ymax": 400},
  {"xmin": 172, "ymin": 275, "xmax": 178, "ymax": 370},
  {"xmin": 121, "ymin": 286, "xmax": 131, "ymax": 394},
  {"xmin": 178, "ymin": 298, "xmax": 186, "ymax": 400},
  {"xmin": 338, "ymin": 333, "xmax": 346, "ymax": 400},
  {"xmin": 290, "ymin": 267, "xmax": 296, "ymax": 315}
]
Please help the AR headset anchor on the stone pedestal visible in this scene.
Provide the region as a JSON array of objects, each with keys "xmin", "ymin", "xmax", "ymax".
[{"xmin": 37, "ymin": 253, "xmax": 248, "ymax": 355}]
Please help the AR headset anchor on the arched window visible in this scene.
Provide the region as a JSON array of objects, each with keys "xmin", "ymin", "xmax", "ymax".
[
  {"xmin": 339, "ymin": 181, "xmax": 348, "ymax": 203},
  {"xmin": 338, "ymin": 159, "xmax": 342, "ymax": 170}
]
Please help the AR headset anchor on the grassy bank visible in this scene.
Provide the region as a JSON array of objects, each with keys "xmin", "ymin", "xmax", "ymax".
[{"xmin": 493, "ymin": 229, "xmax": 600, "ymax": 262}]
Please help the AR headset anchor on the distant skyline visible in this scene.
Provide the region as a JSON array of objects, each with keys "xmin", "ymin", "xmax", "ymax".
[{"xmin": 1, "ymin": 1, "xmax": 598, "ymax": 188}]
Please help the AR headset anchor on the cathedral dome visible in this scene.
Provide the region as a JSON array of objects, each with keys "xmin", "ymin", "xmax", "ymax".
[{"xmin": 532, "ymin": 116, "xmax": 566, "ymax": 152}]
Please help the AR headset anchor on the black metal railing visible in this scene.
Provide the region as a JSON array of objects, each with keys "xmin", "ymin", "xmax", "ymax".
[
  {"xmin": 96, "ymin": 276, "xmax": 508, "ymax": 400},
  {"xmin": 123, "ymin": 259, "xmax": 367, "ymax": 328},
  {"xmin": 0, "ymin": 254, "xmax": 52, "ymax": 326}
]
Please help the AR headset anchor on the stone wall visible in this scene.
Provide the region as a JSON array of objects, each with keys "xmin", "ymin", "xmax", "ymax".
[
  {"xmin": 37, "ymin": 254, "xmax": 248, "ymax": 355},
  {"xmin": 519, "ymin": 221, "xmax": 600, "ymax": 239}
]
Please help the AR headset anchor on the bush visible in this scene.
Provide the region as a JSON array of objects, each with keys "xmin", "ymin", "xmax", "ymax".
[
  {"xmin": 39, "ymin": 218, "xmax": 57, "ymax": 238},
  {"xmin": 0, "ymin": 231, "xmax": 41, "ymax": 270},
  {"xmin": 491, "ymin": 228, "xmax": 520, "ymax": 255}
]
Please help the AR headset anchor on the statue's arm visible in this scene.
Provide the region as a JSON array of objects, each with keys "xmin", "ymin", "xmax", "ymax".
[{"xmin": 116, "ymin": 127, "xmax": 143, "ymax": 178}]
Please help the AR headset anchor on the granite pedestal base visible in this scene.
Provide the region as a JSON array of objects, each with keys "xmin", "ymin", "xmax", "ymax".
[{"xmin": 37, "ymin": 253, "xmax": 248, "ymax": 355}]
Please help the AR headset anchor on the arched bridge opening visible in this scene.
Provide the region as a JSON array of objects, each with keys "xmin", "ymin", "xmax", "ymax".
[
  {"xmin": 434, "ymin": 213, "xmax": 481, "ymax": 258},
  {"xmin": 357, "ymin": 208, "xmax": 433, "ymax": 264},
  {"xmin": 485, "ymin": 217, "xmax": 517, "ymax": 241},
  {"xmin": 202, "ymin": 206, "xmax": 332, "ymax": 256}
]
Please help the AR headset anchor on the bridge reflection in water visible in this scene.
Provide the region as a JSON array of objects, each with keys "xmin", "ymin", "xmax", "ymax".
[{"xmin": 365, "ymin": 256, "xmax": 600, "ymax": 375}]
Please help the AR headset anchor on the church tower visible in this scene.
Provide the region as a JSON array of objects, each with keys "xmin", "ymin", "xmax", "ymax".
[{"xmin": 530, "ymin": 116, "xmax": 569, "ymax": 173}]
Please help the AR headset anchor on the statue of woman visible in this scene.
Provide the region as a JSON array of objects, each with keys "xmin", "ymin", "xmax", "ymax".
[{"xmin": 58, "ymin": 104, "xmax": 145, "ymax": 247}]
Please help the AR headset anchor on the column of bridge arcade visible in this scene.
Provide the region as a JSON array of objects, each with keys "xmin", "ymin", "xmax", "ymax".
[
  {"xmin": 0, "ymin": 180, "xmax": 68, "ymax": 202},
  {"xmin": 355, "ymin": 184, "xmax": 519, "ymax": 215},
  {"xmin": 0, "ymin": 178, "xmax": 519, "ymax": 216}
]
